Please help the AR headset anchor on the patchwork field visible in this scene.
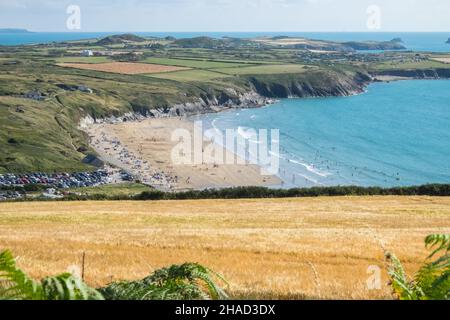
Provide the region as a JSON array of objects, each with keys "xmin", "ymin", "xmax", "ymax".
[
  {"xmin": 1, "ymin": 196, "xmax": 449, "ymax": 300},
  {"xmin": 147, "ymin": 69, "xmax": 228, "ymax": 82},
  {"xmin": 57, "ymin": 62, "xmax": 189, "ymax": 75},
  {"xmin": 53, "ymin": 56, "xmax": 111, "ymax": 64},
  {"xmin": 212, "ymin": 64, "xmax": 308, "ymax": 75},
  {"xmin": 143, "ymin": 57, "xmax": 252, "ymax": 69}
]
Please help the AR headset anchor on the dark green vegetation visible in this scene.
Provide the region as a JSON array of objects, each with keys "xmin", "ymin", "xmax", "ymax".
[
  {"xmin": 1, "ymin": 34, "xmax": 450, "ymax": 174},
  {"xmin": 9, "ymin": 184, "xmax": 449, "ymax": 202},
  {"xmin": 387, "ymin": 234, "xmax": 449, "ymax": 300},
  {"xmin": 0, "ymin": 250, "xmax": 227, "ymax": 300},
  {"xmin": 100, "ymin": 263, "xmax": 228, "ymax": 300},
  {"xmin": 133, "ymin": 184, "xmax": 450, "ymax": 201},
  {"xmin": 95, "ymin": 33, "xmax": 147, "ymax": 46}
]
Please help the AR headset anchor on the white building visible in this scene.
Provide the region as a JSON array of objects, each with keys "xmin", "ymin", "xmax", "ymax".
[{"xmin": 81, "ymin": 50, "xmax": 94, "ymax": 57}]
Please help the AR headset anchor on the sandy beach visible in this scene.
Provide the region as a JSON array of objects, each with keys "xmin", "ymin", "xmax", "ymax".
[{"xmin": 84, "ymin": 118, "xmax": 281, "ymax": 191}]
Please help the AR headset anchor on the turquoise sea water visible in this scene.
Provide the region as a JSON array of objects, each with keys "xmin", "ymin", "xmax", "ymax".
[
  {"xmin": 1, "ymin": 32, "xmax": 450, "ymax": 52},
  {"xmin": 197, "ymin": 80, "xmax": 450, "ymax": 188}
]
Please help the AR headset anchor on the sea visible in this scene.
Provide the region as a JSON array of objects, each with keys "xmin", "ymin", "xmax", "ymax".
[
  {"xmin": 2, "ymin": 32, "xmax": 450, "ymax": 187},
  {"xmin": 196, "ymin": 80, "xmax": 450, "ymax": 188},
  {"xmin": 1, "ymin": 32, "xmax": 450, "ymax": 52}
]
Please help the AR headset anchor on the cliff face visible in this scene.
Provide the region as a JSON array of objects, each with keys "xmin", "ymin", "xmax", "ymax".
[
  {"xmin": 124, "ymin": 70, "xmax": 372, "ymax": 120},
  {"xmin": 109, "ymin": 70, "xmax": 372, "ymax": 121},
  {"xmin": 247, "ymin": 70, "xmax": 371, "ymax": 98},
  {"xmin": 374, "ymin": 68, "xmax": 450, "ymax": 79}
]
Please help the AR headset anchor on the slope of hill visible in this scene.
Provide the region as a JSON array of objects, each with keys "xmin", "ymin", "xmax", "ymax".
[
  {"xmin": 0, "ymin": 28, "xmax": 32, "ymax": 34},
  {"xmin": 96, "ymin": 33, "xmax": 147, "ymax": 45}
]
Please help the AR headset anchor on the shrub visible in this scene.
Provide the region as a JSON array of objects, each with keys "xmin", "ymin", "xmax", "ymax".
[
  {"xmin": 0, "ymin": 250, "xmax": 228, "ymax": 301},
  {"xmin": 7, "ymin": 138, "xmax": 19, "ymax": 144},
  {"xmin": 100, "ymin": 263, "xmax": 228, "ymax": 300}
]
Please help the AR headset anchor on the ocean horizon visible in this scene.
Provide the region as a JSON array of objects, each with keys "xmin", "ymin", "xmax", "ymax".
[{"xmin": 1, "ymin": 31, "xmax": 450, "ymax": 52}]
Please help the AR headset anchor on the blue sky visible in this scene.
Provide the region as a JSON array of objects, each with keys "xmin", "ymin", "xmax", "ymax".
[{"xmin": 1, "ymin": 0, "xmax": 449, "ymax": 32}]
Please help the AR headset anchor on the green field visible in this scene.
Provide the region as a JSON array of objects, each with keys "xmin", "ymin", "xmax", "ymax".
[
  {"xmin": 53, "ymin": 56, "xmax": 112, "ymax": 64},
  {"xmin": 143, "ymin": 57, "xmax": 251, "ymax": 69},
  {"xmin": 373, "ymin": 59, "xmax": 450, "ymax": 71},
  {"xmin": 146, "ymin": 69, "xmax": 229, "ymax": 82},
  {"xmin": 212, "ymin": 64, "xmax": 308, "ymax": 75},
  {"xmin": 71, "ymin": 183, "xmax": 150, "ymax": 196}
]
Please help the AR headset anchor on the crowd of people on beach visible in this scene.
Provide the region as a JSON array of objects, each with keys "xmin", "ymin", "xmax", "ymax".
[{"xmin": 92, "ymin": 131, "xmax": 178, "ymax": 190}]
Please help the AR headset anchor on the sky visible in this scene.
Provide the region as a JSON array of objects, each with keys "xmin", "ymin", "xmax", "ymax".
[{"xmin": 1, "ymin": 0, "xmax": 450, "ymax": 32}]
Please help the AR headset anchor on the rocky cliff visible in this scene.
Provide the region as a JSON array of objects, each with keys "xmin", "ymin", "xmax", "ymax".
[
  {"xmin": 110, "ymin": 69, "xmax": 372, "ymax": 122},
  {"xmin": 373, "ymin": 68, "xmax": 450, "ymax": 79},
  {"xmin": 247, "ymin": 70, "xmax": 371, "ymax": 98}
]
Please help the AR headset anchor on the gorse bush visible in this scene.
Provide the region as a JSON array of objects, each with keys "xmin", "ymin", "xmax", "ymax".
[
  {"xmin": 387, "ymin": 234, "xmax": 449, "ymax": 300},
  {"xmin": 0, "ymin": 250, "xmax": 228, "ymax": 300}
]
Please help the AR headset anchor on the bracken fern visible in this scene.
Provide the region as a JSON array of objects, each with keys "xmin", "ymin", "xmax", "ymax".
[
  {"xmin": 100, "ymin": 263, "xmax": 229, "ymax": 300},
  {"xmin": 387, "ymin": 234, "xmax": 449, "ymax": 300},
  {"xmin": 0, "ymin": 250, "xmax": 103, "ymax": 300}
]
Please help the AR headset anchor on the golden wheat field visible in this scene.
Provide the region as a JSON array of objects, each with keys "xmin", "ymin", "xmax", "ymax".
[{"xmin": 0, "ymin": 197, "xmax": 449, "ymax": 300}]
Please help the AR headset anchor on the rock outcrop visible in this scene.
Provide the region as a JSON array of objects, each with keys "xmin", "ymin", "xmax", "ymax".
[
  {"xmin": 79, "ymin": 70, "xmax": 372, "ymax": 124},
  {"xmin": 373, "ymin": 68, "xmax": 450, "ymax": 79}
]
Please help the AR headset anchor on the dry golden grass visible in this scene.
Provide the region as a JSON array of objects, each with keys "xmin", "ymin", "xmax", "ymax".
[
  {"xmin": 57, "ymin": 62, "xmax": 188, "ymax": 74},
  {"xmin": 431, "ymin": 57, "xmax": 450, "ymax": 64},
  {"xmin": 0, "ymin": 197, "xmax": 449, "ymax": 299}
]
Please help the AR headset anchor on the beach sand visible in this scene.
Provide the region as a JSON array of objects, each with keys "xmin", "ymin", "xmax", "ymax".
[{"xmin": 85, "ymin": 118, "xmax": 281, "ymax": 190}]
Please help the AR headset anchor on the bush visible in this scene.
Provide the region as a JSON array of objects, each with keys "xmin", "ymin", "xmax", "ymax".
[
  {"xmin": 0, "ymin": 250, "xmax": 228, "ymax": 301},
  {"xmin": 7, "ymin": 138, "xmax": 19, "ymax": 144},
  {"xmin": 100, "ymin": 263, "xmax": 228, "ymax": 300},
  {"xmin": 387, "ymin": 234, "xmax": 449, "ymax": 300}
]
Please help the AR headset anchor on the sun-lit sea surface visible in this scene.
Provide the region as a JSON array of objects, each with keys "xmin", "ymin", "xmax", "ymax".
[
  {"xmin": 196, "ymin": 80, "xmax": 450, "ymax": 188},
  {"xmin": 1, "ymin": 32, "xmax": 450, "ymax": 52}
]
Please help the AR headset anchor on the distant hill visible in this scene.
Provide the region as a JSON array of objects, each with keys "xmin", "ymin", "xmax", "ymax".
[
  {"xmin": 96, "ymin": 34, "xmax": 147, "ymax": 45},
  {"xmin": 172, "ymin": 36, "xmax": 251, "ymax": 49},
  {"xmin": 0, "ymin": 28, "xmax": 32, "ymax": 34},
  {"xmin": 342, "ymin": 39, "xmax": 406, "ymax": 51},
  {"xmin": 173, "ymin": 36, "xmax": 219, "ymax": 48}
]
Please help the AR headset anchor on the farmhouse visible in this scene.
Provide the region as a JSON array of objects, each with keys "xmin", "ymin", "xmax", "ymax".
[{"xmin": 81, "ymin": 49, "xmax": 94, "ymax": 57}]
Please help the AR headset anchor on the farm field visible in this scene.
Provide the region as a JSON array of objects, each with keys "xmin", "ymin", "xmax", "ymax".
[
  {"xmin": 0, "ymin": 196, "xmax": 449, "ymax": 300},
  {"xmin": 57, "ymin": 62, "xmax": 189, "ymax": 74},
  {"xmin": 53, "ymin": 56, "xmax": 111, "ymax": 64},
  {"xmin": 147, "ymin": 69, "xmax": 228, "ymax": 82},
  {"xmin": 212, "ymin": 64, "xmax": 309, "ymax": 75},
  {"xmin": 142, "ymin": 57, "xmax": 253, "ymax": 69},
  {"xmin": 373, "ymin": 59, "xmax": 450, "ymax": 71}
]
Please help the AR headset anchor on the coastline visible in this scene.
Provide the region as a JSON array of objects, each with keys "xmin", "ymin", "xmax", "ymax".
[
  {"xmin": 79, "ymin": 72, "xmax": 450, "ymax": 191},
  {"xmin": 83, "ymin": 117, "xmax": 282, "ymax": 191}
]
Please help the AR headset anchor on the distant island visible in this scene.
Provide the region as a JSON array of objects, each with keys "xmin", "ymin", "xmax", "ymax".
[{"xmin": 0, "ymin": 28, "xmax": 32, "ymax": 34}]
